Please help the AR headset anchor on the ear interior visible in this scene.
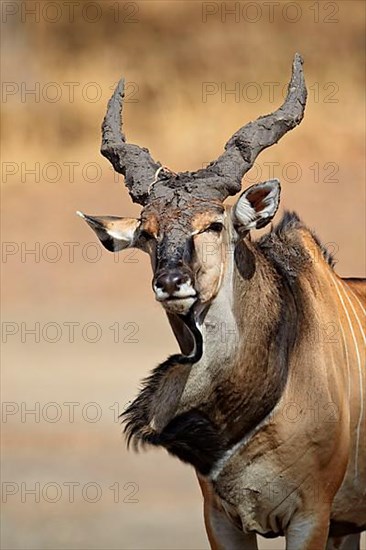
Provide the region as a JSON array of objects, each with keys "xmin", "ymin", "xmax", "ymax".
[
  {"xmin": 234, "ymin": 179, "xmax": 281, "ymax": 230},
  {"xmin": 77, "ymin": 212, "xmax": 139, "ymax": 252}
]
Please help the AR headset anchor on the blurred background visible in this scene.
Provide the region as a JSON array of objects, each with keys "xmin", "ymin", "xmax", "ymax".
[{"xmin": 1, "ymin": 1, "xmax": 365, "ymax": 548}]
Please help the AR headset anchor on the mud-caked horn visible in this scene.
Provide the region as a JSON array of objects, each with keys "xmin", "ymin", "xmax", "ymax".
[
  {"xmin": 101, "ymin": 54, "xmax": 307, "ymax": 205},
  {"xmin": 203, "ymin": 53, "xmax": 307, "ymax": 199},
  {"xmin": 100, "ymin": 79, "xmax": 161, "ymax": 206}
]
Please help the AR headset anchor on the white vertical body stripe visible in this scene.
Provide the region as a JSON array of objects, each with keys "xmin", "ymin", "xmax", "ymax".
[
  {"xmin": 347, "ymin": 286, "xmax": 366, "ymax": 317},
  {"xmin": 339, "ymin": 321, "xmax": 351, "ymax": 401},
  {"xmin": 342, "ymin": 287, "xmax": 366, "ymax": 346},
  {"xmin": 330, "ymin": 274, "xmax": 364, "ymax": 479}
]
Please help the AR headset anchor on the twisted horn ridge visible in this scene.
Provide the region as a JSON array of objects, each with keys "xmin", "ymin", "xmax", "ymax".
[
  {"xmin": 101, "ymin": 79, "xmax": 161, "ymax": 205},
  {"xmin": 206, "ymin": 53, "xmax": 307, "ymax": 198}
]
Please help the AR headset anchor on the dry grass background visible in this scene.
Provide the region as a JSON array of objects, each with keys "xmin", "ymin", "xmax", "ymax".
[{"xmin": 1, "ymin": 1, "xmax": 365, "ymax": 549}]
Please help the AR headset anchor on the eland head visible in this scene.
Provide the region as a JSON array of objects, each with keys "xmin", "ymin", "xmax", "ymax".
[{"xmin": 78, "ymin": 54, "xmax": 307, "ymax": 359}]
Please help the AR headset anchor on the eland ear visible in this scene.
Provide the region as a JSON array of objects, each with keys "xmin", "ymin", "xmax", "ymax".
[
  {"xmin": 77, "ymin": 212, "xmax": 139, "ymax": 252},
  {"xmin": 233, "ymin": 179, "xmax": 281, "ymax": 231}
]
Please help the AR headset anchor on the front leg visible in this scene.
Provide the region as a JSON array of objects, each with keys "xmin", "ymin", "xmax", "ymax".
[
  {"xmin": 197, "ymin": 475, "xmax": 258, "ymax": 550},
  {"xmin": 208, "ymin": 507, "xmax": 258, "ymax": 550},
  {"xmin": 286, "ymin": 509, "xmax": 331, "ymax": 550}
]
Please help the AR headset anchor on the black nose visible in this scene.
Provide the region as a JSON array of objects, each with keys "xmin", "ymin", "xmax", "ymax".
[{"xmin": 154, "ymin": 269, "xmax": 190, "ymax": 295}]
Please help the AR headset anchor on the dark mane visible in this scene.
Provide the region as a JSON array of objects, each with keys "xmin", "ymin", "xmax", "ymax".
[{"xmin": 257, "ymin": 211, "xmax": 335, "ymax": 282}]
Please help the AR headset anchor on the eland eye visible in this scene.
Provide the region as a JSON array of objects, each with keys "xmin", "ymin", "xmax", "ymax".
[{"xmin": 206, "ymin": 222, "xmax": 223, "ymax": 233}]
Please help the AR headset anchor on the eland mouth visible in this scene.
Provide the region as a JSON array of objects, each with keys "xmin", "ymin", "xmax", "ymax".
[
  {"xmin": 152, "ymin": 269, "xmax": 204, "ymax": 360},
  {"xmin": 155, "ymin": 293, "xmax": 197, "ymax": 314},
  {"xmin": 155, "ymin": 295, "xmax": 209, "ymax": 364}
]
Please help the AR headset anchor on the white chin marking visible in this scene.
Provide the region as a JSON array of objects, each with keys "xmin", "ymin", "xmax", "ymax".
[{"xmin": 160, "ymin": 297, "xmax": 196, "ymax": 314}]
